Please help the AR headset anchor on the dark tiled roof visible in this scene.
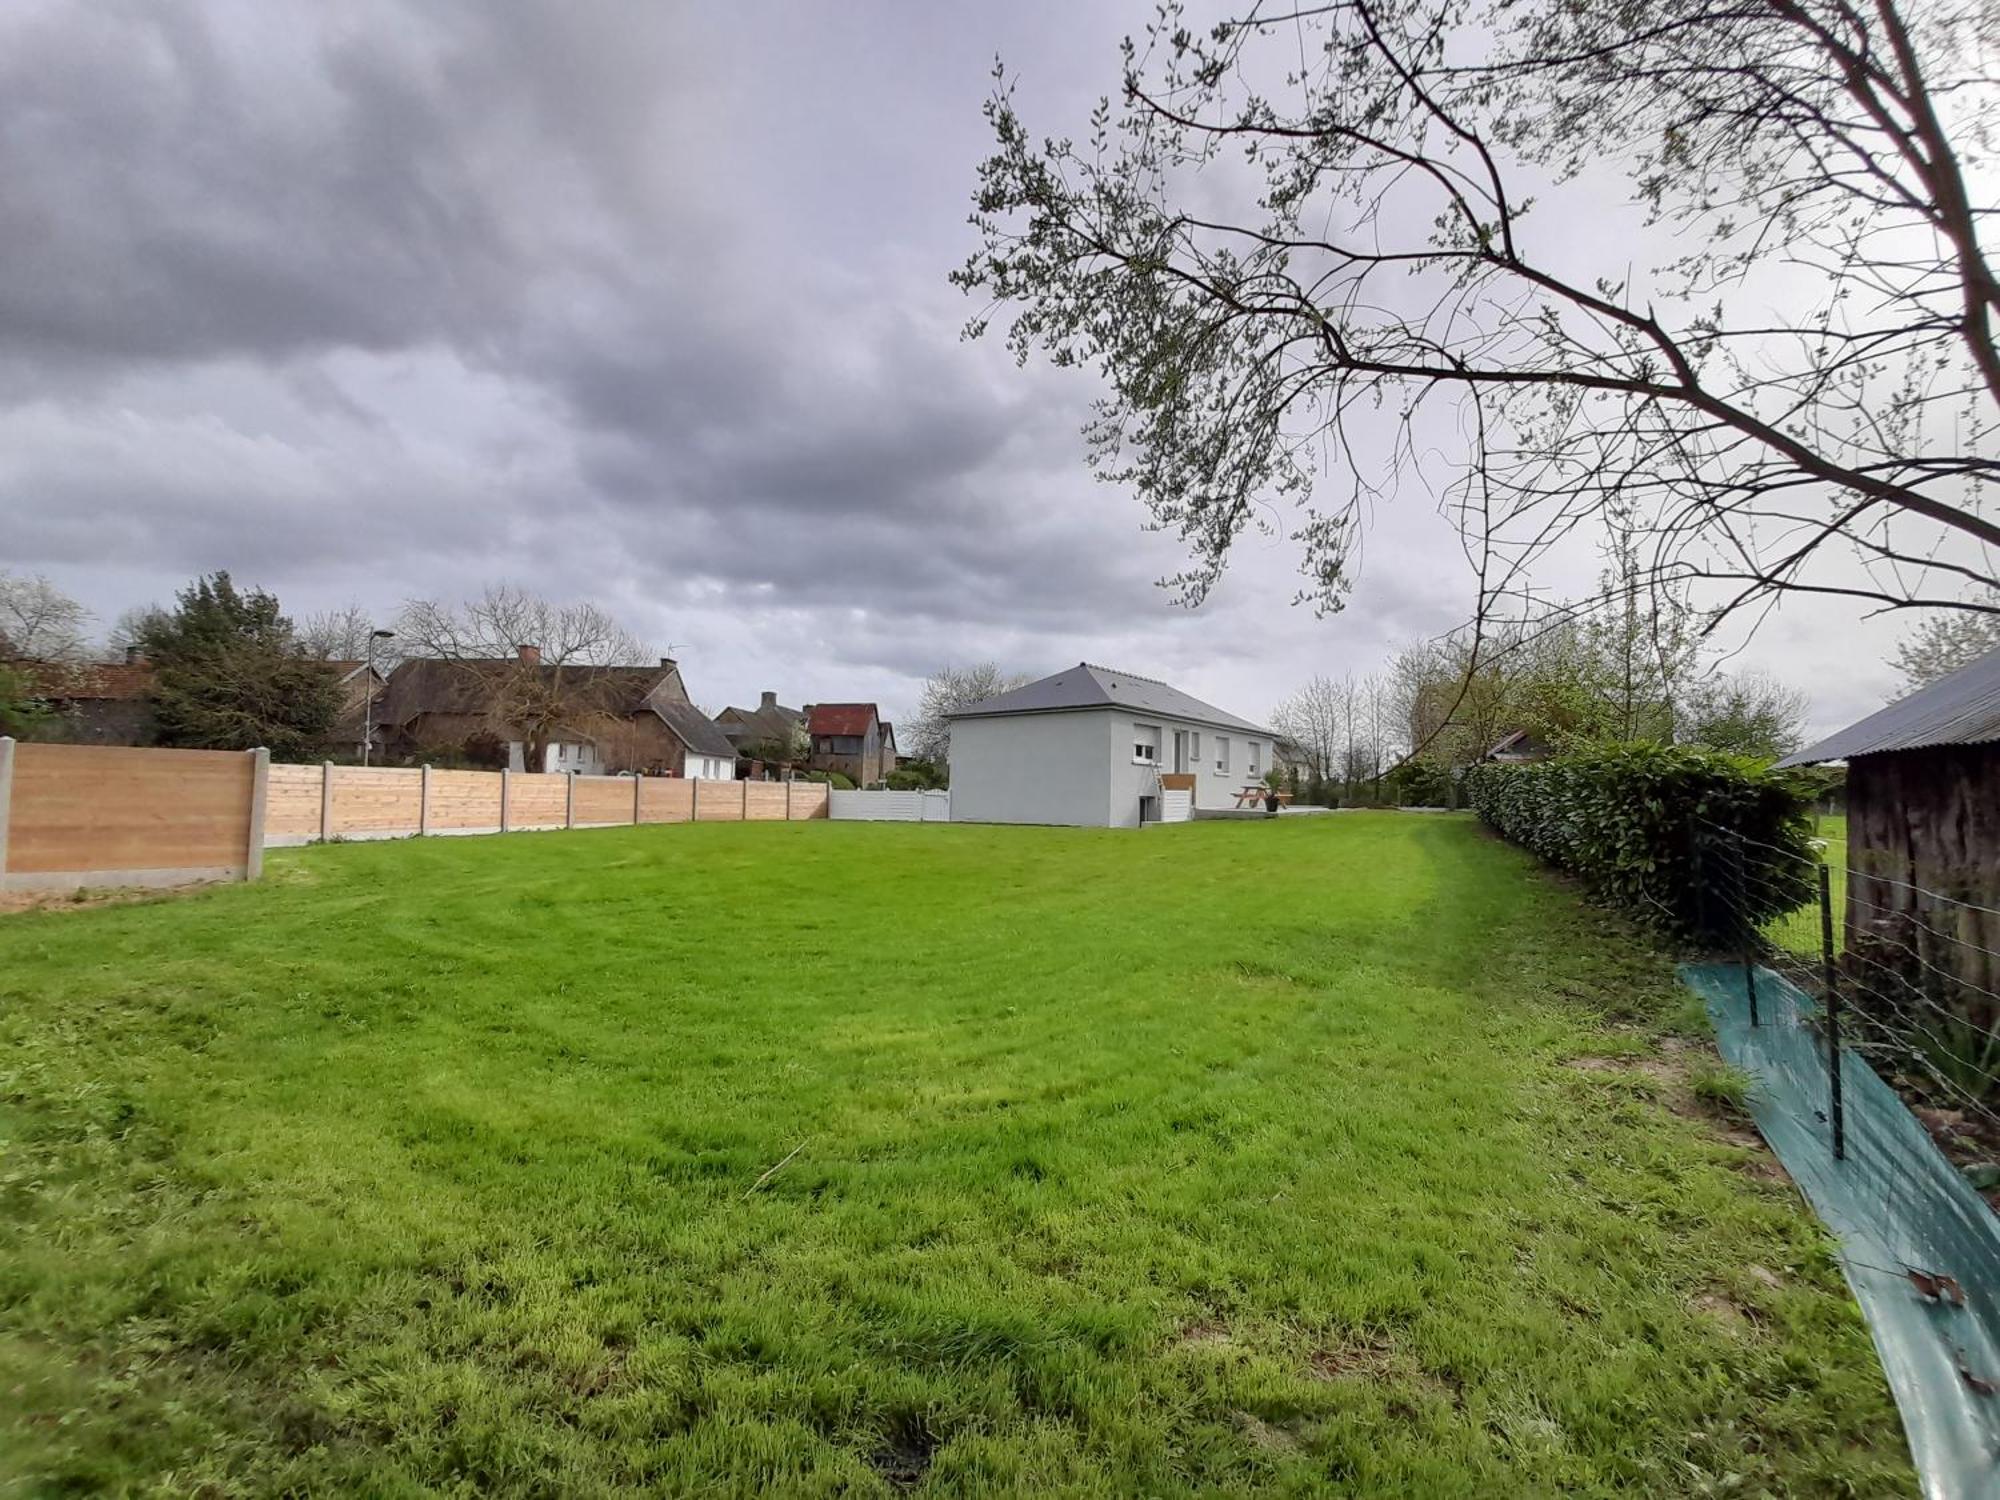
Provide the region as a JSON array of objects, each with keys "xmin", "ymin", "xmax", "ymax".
[
  {"xmin": 717, "ymin": 699, "xmax": 804, "ymax": 744},
  {"xmin": 652, "ymin": 700, "xmax": 738, "ymax": 759},
  {"xmin": 380, "ymin": 658, "xmax": 676, "ymax": 725},
  {"xmin": 808, "ymin": 702, "xmax": 878, "ymax": 736},
  {"xmin": 952, "ymin": 662, "xmax": 1271, "ymax": 736},
  {"xmin": 1780, "ymin": 644, "xmax": 2000, "ymax": 765},
  {"xmin": 9, "ymin": 659, "xmax": 156, "ymax": 701}
]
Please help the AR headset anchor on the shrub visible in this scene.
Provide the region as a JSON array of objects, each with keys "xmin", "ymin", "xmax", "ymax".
[
  {"xmin": 794, "ymin": 769, "xmax": 855, "ymax": 790},
  {"xmin": 885, "ymin": 762, "xmax": 946, "ymax": 790},
  {"xmin": 1385, "ymin": 759, "xmax": 1454, "ymax": 807},
  {"xmin": 1462, "ymin": 742, "xmax": 1817, "ymax": 944}
]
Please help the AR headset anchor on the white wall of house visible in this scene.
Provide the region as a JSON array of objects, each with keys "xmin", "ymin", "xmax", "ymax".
[
  {"xmin": 948, "ymin": 710, "xmax": 1117, "ymax": 826},
  {"xmin": 507, "ymin": 740, "xmax": 605, "ymax": 774},
  {"xmin": 686, "ymin": 754, "xmax": 736, "ymax": 780},
  {"xmin": 951, "ymin": 709, "xmax": 1270, "ymax": 828},
  {"xmin": 1114, "ymin": 715, "xmax": 1269, "ymax": 826}
]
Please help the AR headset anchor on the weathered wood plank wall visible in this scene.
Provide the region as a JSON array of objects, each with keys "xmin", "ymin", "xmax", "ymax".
[{"xmin": 1846, "ymin": 744, "xmax": 2000, "ymax": 1014}]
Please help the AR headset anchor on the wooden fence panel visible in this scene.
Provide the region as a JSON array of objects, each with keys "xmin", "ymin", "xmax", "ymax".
[
  {"xmin": 509, "ymin": 772, "xmax": 568, "ymax": 829},
  {"xmin": 639, "ymin": 778, "xmax": 695, "ymax": 824},
  {"xmin": 328, "ymin": 766, "xmax": 423, "ymax": 836},
  {"xmin": 694, "ymin": 779, "xmax": 742, "ymax": 822},
  {"xmin": 789, "ymin": 781, "xmax": 830, "ymax": 820},
  {"xmin": 573, "ymin": 776, "xmax": 637, "ymax": 827},
  {"xmin": 265, "ymin": 763, "xmax": 323, "ymax": 838},
  {"xmin": 5, "ymin": 741, "xmax": 255, "ymax": 884},
  {"xmin": 429, "ymin": 769, "xmax": 503, "ymax": 831},
  {"xmin": 745, "ymin": 783, "xmax": 790, "ymax": 821}
]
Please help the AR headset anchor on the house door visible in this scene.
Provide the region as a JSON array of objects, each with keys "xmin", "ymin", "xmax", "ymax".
[{"xmin": 1172, "ymin": 730, "xmax": 1190, "ymax": 773}]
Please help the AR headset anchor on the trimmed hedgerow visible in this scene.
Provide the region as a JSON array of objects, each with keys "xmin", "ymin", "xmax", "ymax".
[{"xmin": 1462, "ymin": 743, "xmax": 1818, "ymax": 944}]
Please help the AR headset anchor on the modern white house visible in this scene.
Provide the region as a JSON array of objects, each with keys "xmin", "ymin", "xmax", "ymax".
[{"xmin": 947, "ymin": 663, "xmax": 1277, "ymax": 828}]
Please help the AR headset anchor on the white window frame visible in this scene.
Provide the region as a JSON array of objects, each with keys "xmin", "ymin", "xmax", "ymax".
[
  {"xmin": 1248, "ymin": 741, "xmax": 1261, "ymax": 776},
  {"xmin": 1132, "ymin": 723, "xmax": 1160, "ymax": 765},
  {"xmin": 1215, "ymin": 736, "xmax": 1231, "ymax": 774}
]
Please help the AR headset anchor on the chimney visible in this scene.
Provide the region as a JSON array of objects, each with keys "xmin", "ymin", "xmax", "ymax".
[
  {"xmin": 124, "ymin": 646, "xmax": 141, "ymax": 666},
  {"xmin": 659, "ymin": 657, "xmax": 676, "ymax": 670},
  {"xmin": 760, "ymin": 690, "xmax": 777, "ymax": 709},
  {"xmin": 516, "ymin": 643, "xmax": 541, "ymax": 666}
]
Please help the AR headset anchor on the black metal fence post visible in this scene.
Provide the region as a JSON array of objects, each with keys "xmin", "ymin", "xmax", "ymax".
[
  {"xmin": 1818, "ymin": 863, "xmax": 1846, "ymax": 1161},
  {"xmin": 1736, "ymin": 833, "xmax": 1760, "ymax": 1028}
]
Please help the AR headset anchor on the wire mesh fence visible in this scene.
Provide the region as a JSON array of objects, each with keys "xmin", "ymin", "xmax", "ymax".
[{"xmin": 1692, "ymin": 815, "xmax": 2000, "ymax": 1173}]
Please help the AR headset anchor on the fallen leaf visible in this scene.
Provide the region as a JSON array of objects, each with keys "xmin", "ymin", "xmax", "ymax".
[{"xmin": 1906, "ymin": 1269, "xmax": 1967, "ymax": 1307}]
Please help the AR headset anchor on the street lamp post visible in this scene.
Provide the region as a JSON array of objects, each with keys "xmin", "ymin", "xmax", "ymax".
[{"xmin": 363, "ymin": 628, "xmax": 395, "ymax": 766}]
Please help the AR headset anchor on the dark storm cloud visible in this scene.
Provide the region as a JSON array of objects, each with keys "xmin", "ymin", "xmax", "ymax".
[
  {"xmin": 0, "ymin": 0, "xmax": 1176, "ymax": 661},
  {"xmin": 0, "ymin": 1, "xmax": 1896, "ymax": 727}
]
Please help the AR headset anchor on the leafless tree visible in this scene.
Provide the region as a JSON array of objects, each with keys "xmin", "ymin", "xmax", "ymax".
[
  {"xmin": 959, "ymin": 0, "xmax": 1999, "ymax": 646},
  {"xmin": 1270, "ymin": 673, "xmax": 1344, "ymax": 775},
  {"xmin": 1890, "ymin": 585, "xmax": 2000, "ymax": 690},
  {"xmin": 396, "ymin": 585, "xmax": 655, "ymax": 771},
  {"xmin": 0, "ymin": 571, "xmax": 91, "ymax": 662},
  {"xmin": 297, "ymin": 604, "xmax": 397, "ymax": 664},
  {"xmin": 106, "ymin": 604, "xmax": 167, "ymax": 657},
  {"xmin": 907, "ymin": 662, "xmax": 1029, "ymax": 763}
]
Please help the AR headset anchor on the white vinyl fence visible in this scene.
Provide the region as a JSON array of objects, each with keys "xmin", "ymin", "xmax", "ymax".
[{"xmin": 828, "ymin": 788, "xmax": 951, "ymax": 822}]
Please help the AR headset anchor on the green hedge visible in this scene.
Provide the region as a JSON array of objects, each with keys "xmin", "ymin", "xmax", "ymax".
[
  {"xmin": 1462, "ymin": 743, "xmax": 1818, "ymax": 943},
  {"xmin": 793, "ymin": 769, "xmax": 855, "ymax": 790}
]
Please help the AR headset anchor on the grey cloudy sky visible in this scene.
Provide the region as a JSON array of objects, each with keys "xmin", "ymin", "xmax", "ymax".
[{"xmin": 0, "ymin": 0, "xmax": 1924, "ymax": 734}]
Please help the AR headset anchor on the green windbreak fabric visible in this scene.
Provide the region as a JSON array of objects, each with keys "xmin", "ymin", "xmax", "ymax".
[{"xmin": 1681, "ymin": 962, "xmax": 2000, "ymax": 1500}]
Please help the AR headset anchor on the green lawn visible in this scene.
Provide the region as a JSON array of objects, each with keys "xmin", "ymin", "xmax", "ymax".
[{"xmin": 1, "ymin": 816, "xmax": 1911, "ymax": 1496}]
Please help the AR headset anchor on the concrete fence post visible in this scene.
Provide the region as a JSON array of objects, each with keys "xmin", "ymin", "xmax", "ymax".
[
  {"xmin": 565, "ymin": 773, "xmax": 576, "ymax": 828},
  {"xmin": 785, "ymin": 777, "xmax": 793, "ymax": 821},
  {"xmin": 501, "ymin": 767, "xmax": 512, "ymax": 832},
  {"xmin": 691, "ymin": 777, "xmax": 700, "ymax": 820},
  {"xmin": 319, "ymin": 760, "xmax": 335, "ymax": 842},
  {"xmin": 740, "ymin": 779, "xmax": 748, "ymax": 820},
  {"xmin": 245, "ymin": 747, "xmax": 269, "ymax": 880},
  {"xmin": 633, "ymin": 773, "xmax": 642, "ymax": 825},
  {"xmin": 419, "ymin": 764, "xmax": 432, "ymax": 836},
  {"xmin": 0, "ymin": 736, "xmax": 15, "ymax": 879}
]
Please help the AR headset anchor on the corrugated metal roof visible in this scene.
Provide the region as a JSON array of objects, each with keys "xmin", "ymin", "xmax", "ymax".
[
  {"xmin": 1779, "ymin": 644, "xmax": 2000, "ymax": 765},
  {"xmin": 951, "ymin": 663, "xmax": 1272, "ymax": 736}
]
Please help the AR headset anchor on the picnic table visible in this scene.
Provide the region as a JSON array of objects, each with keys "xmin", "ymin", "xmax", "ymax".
[{"xmin": 1232, "ymin": 785, "xmax": 1291, "ymax": 809}]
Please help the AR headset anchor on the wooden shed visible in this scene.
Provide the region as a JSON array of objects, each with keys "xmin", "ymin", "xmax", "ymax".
[{"xmin": 1780, "ymin": 645, "xmax": 2000, "ymax": 1003}]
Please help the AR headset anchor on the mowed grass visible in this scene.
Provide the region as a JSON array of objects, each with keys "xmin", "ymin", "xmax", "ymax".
[{"xmin": 0, "ymin": 816, "xmax": 1911, "ymax": 1496}]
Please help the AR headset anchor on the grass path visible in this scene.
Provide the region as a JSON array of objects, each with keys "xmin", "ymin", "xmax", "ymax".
[{"xmin": 0, "ymin": 816, "xmax": 1911, "ymax": 1495}]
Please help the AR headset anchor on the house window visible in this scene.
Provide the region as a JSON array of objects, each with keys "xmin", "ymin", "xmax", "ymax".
[
  {"xmin": 1132, "ymin": 724, "xmax": 1159, "ymax": 764},
  {"xmin": 1248, "ymin": 741, "xmax": 1261, "ymax": 776},
  {"xmin": 1216, "ymin": 736, "xmax": 1231, "ymax": 774}
]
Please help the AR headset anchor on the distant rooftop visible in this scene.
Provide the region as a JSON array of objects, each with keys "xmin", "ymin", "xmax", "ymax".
[{"xmin": 952, "ymin": 662, "xmax": 1271, "ymax": 736}]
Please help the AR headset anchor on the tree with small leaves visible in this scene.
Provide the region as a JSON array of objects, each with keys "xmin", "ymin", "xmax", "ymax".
[
  {"xmin": 140, "ymin": 573, "xmax": 342, "ymax": 758},
  {"xmin": 958, "ymin": 0, "xmax": 1998, "ymax": 638}
]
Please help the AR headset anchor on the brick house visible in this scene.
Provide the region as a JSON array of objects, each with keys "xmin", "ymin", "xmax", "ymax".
[
  {"xmin": 805, "ymin": 702, "xmax": 886, "ymax": 786},
  {"xmin": 7, "ymin": 653, "xmax": 157, "ymax": 744},
  {"xmin": 714, "ymin": 690, "xmax": 806, "ymax": 776},
  {"xmin": 325, "ymin": 659, "xmax": 389, "ymax": 760},
  {"xmin": 377, "ymin": 648, "xmax": 737, "ymax": 777}
]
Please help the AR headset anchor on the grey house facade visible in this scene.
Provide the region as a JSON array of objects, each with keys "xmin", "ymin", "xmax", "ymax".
[{"xmin": 948, "ymin": 663, "xmax": 1276, "ymax": 828}]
